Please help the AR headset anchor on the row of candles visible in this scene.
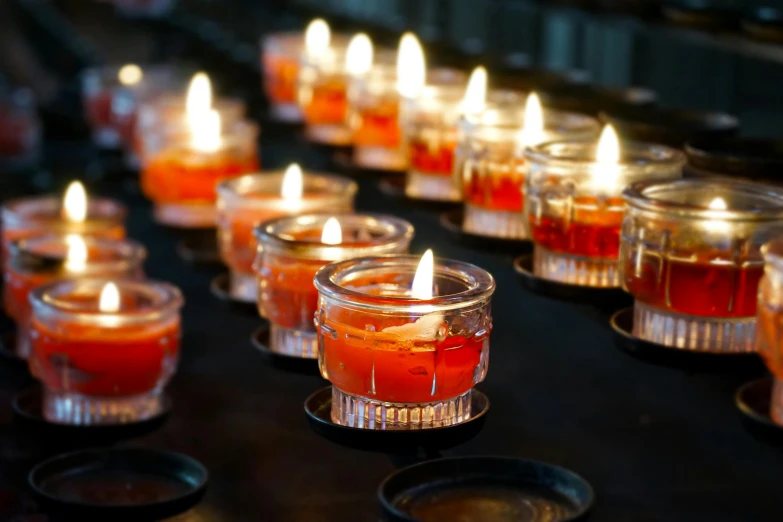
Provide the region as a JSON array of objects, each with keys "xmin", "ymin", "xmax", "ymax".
[{"xmin": 5, "ymin": 17, "xmax": 783, "ymax": 431}]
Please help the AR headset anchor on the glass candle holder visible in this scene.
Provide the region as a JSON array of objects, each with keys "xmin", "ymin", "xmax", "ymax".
[
  {"xmin": 255, "ymin": 214, "xmax": 414, "ymax": 358},
  {"xmin": 141, "ymin": 120, "xmax": 260, "ymax": 228},
  {"xmin": 261, "ymin": 32, "xmax": 306, "ymax": 123},
  {"xmin": 0, "ymin": 89, "xmax": 41, "ymax": 172},
  {"xmin": 217, "ymin": 172, "xmax": 357, "ymax": 302},
  {"xmin": 135, "ymin": 94, "xmax": 246, "ymax": 169},
  {"xmin": 401, "ymin": 89, "xmax": 525, "ymax": 202},
  {"xmin": 525, "ymin": 141, "xmax": 684, "ymax": 287},
  {"xmin": 459, "ymin": 107, "xmax": 600, "ymax": 239},
  {"xmin": 29, "ymin": 278, "xmax": 184, "ymax": 425},
  {"xmin": 4, "ymin": 235, "xmax": 146, "ymax": 358},
  {"xmin": 314, "ymin": 255, "xmax": 495, "ymax": 430},
  {"xmin": 756, "ymin": 240, "xmax": 783, "ymax": 424},
  {"xmin": 621, "ymin": 179, "xmax": 783, "ymax": 352},
  {"xmin": 349, "ymin": 66, "xmax": 466, "ymax": 172},
  {"xmin": 1, "ymin": 195, "xmax": 127, "ymax": 261}
]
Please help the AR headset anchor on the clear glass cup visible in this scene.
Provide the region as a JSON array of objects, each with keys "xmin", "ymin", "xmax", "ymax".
[
  {"xmin": 525, "ymin": 140, "xmax": 684, "ymax": 287},
  {"xmin": 29, "ymin": 279, "xmax": 183, "ymax": 425},
  {"xmin": 261, "ymin": 32, "xmax": 306, "ymax": 123},
  {"xmin": 314, "ymin": 255, "xmax": 495, "ymax": 429},
  {"xmin": 216, "ymin": 171, "xmax": 357, "ymax": 302},
  {"xmin": 254, "ymin": 214, "xmax": 414, "ymax": 358},
  {"xmin": 621, "ymin": 179, "xmax": 783, "ymax": 352},
  {"xmin": 757, "ymin": 239, "xmax": 783, "ymax": 424}
]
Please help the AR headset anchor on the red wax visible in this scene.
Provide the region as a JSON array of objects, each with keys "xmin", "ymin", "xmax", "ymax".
[
  {"xmin": 84, "ymin": 91, "xmax": 113, "ymax": 130},
  {"xmin": 529, "ymin": 196, "xmax": 624, "ymax": 259},
  {"xmin": 464, "ymin": 163, "xmax": 525, "ymax": 212},
  {"xmin": 263, "ymin": 55, "xmax": 299, "ymax": 104},
  {"xmin": 31, "ymin": 317, "xmax": 179, "ymax": 396},
  {"xmin": 258, "ymin": 253, "xmax": 324, "ymax": 329},
  {"xmin": 319, "ymin": 274, "xmax": 488, "ymax": 403},
  {"xmin": 409, "ymin": 137, "xmax": 455, "ymax": 176},
  {"xmin": 141, "ymin": 149, "xmax": 259, "ymax": 204},
  {"xmin": 303, "ymin": 79, "xmax": 348, "ymax": 125},
  {"xmin": 1, "ymin": 224, "xmax": 126, "ymax": 265},
  {"xmin": 624, "ymin": 252, "xmax": 763, "ymax": 318},
  {"xmin": 354, "ymin": 100, "xmax": 401, "ymax": 149}
]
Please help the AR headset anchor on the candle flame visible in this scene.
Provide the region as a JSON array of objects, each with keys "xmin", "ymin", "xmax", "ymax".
[
  {"xmin": 186, "ymin": 72, "xmax": 212, "ymax": 127},
  {"xmin": 396, "ymin": 32, "xmax": 426, "ymax": 98},
  {"xmin": 65, "ymin": 234, "xmax": 87, "ymax": 272},
  {"xmin": 304, "ymin": 19, "xmax": 331, "ymax": 60},
  {"xmin": 592, "ymin": 124, "xmax": 621, "ymax": 194},
  {"xmin": 98, "ymin": 282, "xmax": 120, "ymax": 313},
  {"xmin": 460, "ymin": 66, "xmax": 487, "ymax": 114},
  {"xmin": 519, "ymin": 93, "xmax": 544, "ymax": 148},
  {"xmin": 321, "ymin": 217, "xmax": 342, "ymax": 245},
  {"xmin": 118, "ymin": 64, "xmax": 143, "ymax": 86},
  {"xmin": 346, "ymin": 33, "xmax": 373, "ymax": 76},
  {"xmin": 281, "ymin": 163, "xmax": 304, "ymax": 203},
  {"xmin": 708, "ymin": 197, "xmax": 728, "ymax": 210},
  {"xmin": 190, "ymin": 109, "xmax": 222, "ymax": 153},
  {"xmin": 62, "ymin": 181, "xmax": 87, "ymax": 223},
  {"xmin": 411, "ymin": 249, "xmax": 434, "ymax": 300},
  {"xmin": 705, "ymin": 197, "xmax": 729, "ymax": 233}
]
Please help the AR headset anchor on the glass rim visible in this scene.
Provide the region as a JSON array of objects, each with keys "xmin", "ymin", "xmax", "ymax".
[
  {"xmin": 254, "ymin": 213, "xmax": 414, "ymax": 259},
  {"xmin": 216, "ymin": 170, "xmax": 357, "ymax": 202},
  {"xmin": 314, "ymin": 254, "xmax": 495, "ymax": 313},
  {"xmin": 30, "ymin": 278, "xmax": 184, "ymax": 327},
  {"xmin": 525, "ymin": 139, "xmax": 686, "ymax": 169},
  {"xmin": 10, "ymin": 234, "xmax": 146, "ymax": 274},
  {"xmin": 623, "ymin": 178, "xmax": 783, "ymax": 221},
  {"xmin": 1, "ymin": 195, "xmax": 128, "ymax": 228}
]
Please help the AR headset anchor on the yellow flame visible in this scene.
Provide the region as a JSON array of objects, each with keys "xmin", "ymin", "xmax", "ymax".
[
  {"xmin": 118, "ymin": 64, "xmax": 143, "ymax": 86},
  {"xmin": 519, "ymin": 92, "xmax": 544, "ymax": 148},
  {"xmin": 461, "ymin": 66, "xmax": 487, "ymax": 114},
  {"xmin": 64, "ymin": 235, "xmax": 87, "ymax": 272},
  {"xmin": 98, "ymin": 282, "xmax": 120, "ymax": 313},
  {"xmin": 62, "ymin": 181, "xmax": 87, "ymax": 223},
  {"xmin": 281, "ymin": 163, "xmax": 304, "ymax": 203},
  {"xmin": 396, "ymin": 32, "xmax": 426, "ymax": 98},
  {"xmin": 186, "ymin": 72, "xmax": 212, "ymax": 127},
  {"xmin": 411, "ymin": 249, "xmax": 434, "ymax": 300},
  {"xmin": 592, "ymin": 124, "xmax": 621, "ymax": 193},
  {"xmin": 305, "ymin": 19, "xmax": 331, "ymax": 60},
  {"xmin": 321, "ymin": 217, "xmax": 342, "ymax": 245},
  {"xmin": 190, "ymin": 109, "xmax": 222, "ymax": 153},
  {"xmin": 708, "ymin": 197, "xmax": 728, "ymax": 210},
  {"xmin": 346, "ymin": 33, "xmax": 373, "ymax": 76}
]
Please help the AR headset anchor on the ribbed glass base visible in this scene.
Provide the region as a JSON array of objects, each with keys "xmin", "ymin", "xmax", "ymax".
[
  {"xmin": 43, "ymin": 389, "xmax": 165, "ymax": 425},
  {"xmin": 353, "ymin": 146, "xmax": 407, "ymax": 171},
  {"xmin": 269, "ymin": 324, "xmax": 318, "ymax": 359},
  {"xmin": 463, "ymin": 204, "xmax": 527, "ymax": 239},
  {"xmin": 154, "ymin": 202, "xmax": 217, "ymax": 228},
  {"xmin": 533, "ymin": 246, "xmax": 620, "ymax": 287},
  {"xmin": 406, "ymin": 171, "xmax": 460, "ymax": 201},
  {"xmin": 772, "ymin": 379, "xmax": 783, "ymax": 426},
  {"xmin": 632, "ymin": 301, "xmax": 756, "ymax": 353},
  {"xmin": 331, "ymin": 387, "xmax": 472, "ymax": 430},
  {"xmin": 270, "ymin": 103, "xmax": 303, "ymax": 123},
  {"xmin": 229, "ymin": 271, "xmax": 258, "ymax": 303},
  {"xmin": 305, "ymin": 124, "xmax": 352, "ymax": 146}
]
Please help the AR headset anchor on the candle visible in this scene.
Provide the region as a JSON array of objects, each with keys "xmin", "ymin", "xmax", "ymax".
[
  {"xmin": 4, "ymin": 235, "xmax": 145, "ymax": 358},
  {"xmin": 298, "ymin": 32, "xmax": 372, "ymax": 145},
  {"xmin": 348, "ymin": 32, "xmax": 466, "ymax": 171},
  {"xmin": 314, "ymin": 252, "xmax": 495, "ymax": 429},
  {"xmin": 756, "ymin": 239, "xmax": 783, "ymax": 425},
  {"xmin": 621, "ymin": 179, "xmax": 783, "ymax": 352},
  {"xmin": 458, "ymin": 93, "xmax": 600, "ymax": 239},
  {"xmin": 526, "ymin": 126, "xmax": 683, "ymax": 287},
  {"xmin": 29, "ymin": 279, "xmax": 183, "ymax": 425},
  {"xmin": 0, "ymin": 89, "xmax": 41, "ymax": 171},
  {"xmin": 140, "ymin": 73, "xmax": 260, "ymax": 228},
  {"xmin": 1, "ymin": 181, "xmax": 127, "ymax": 262},
  {"xmin": 254, "ymin": 214, "xmax": 413, "ymax": 358},
  {"xmin": 216, "ymin": 164, "xmax": 357, "ymax": 302}
]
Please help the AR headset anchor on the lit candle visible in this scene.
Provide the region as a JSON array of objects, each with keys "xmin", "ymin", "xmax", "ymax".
[
  {"xmin": 459, "ymin": 93, "xmax": 599, "ymax": 239},
  {"xmin": 29, "ymin": 278, "xmax": 184, "ymax": 425},
  {"xmin": 526, "ymin": 124, "xmax": 684, "ymax": 288},
  {"xmin": 1, "ymin": 181, "xmax": 127, "ymax": 263},
  {"xmin": 140, "ymin": 72, "xmax": 260, "ymax": 228},
  {"xmin": 314, "ymin": 251, "xmax": 495, "ymax": 429},
  {"xmin": 621, "ymin": 179, "xmax": 783, "ymax": 353},
  {"xmin": 254, "ymin": 213, "xmax": 413, "ymax": 358},
  {"xmin": 216, "ymin": 164, "xmax": 357, "ymax": 302}
]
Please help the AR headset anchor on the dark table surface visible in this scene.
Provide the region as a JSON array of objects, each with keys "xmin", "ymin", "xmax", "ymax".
[{"xmin": 1, "ymin": 2, "xmax": 783, "ymax": 521}]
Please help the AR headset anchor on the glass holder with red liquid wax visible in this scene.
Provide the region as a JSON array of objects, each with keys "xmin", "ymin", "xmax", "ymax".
[
  {"xmin": 313, "ymin": 255, "xmax": 495, "ymax": 430},
  {"xmin": 619, "ymin": 179, "xmax": 783, "ymax": 354}
]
